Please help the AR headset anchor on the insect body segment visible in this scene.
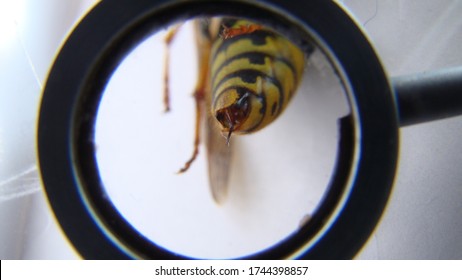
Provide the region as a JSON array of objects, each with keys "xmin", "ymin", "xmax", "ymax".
[
  {"xmin": 220, "ymin": 23, "xmax": 263, "ymax": 39},
  {"xmin": 210, "ymin": 19, "xmax": 305, "ymax": 140}
]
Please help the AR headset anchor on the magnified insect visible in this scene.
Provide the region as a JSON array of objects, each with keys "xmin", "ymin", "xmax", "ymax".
[
  {"xmin": 164, "ymin": 18, "xmax": 308, "ymax": 204},
  {"xmin": 95, "ymin": 15, "xmax": 348, "ymax": 258}
]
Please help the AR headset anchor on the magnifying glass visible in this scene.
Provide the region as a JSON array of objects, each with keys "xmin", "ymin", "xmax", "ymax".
[{"xmin": 37, "ymin": 0, "xmax": 462, "ymax": 259}]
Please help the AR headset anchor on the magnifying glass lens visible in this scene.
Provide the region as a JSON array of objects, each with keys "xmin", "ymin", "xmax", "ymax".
[{"xmin": 94, "ymin": 18, "xmax": 351, "ymax": 259}]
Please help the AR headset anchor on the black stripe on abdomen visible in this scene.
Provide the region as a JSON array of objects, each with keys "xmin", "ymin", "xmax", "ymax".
[
  {"xmin": 212, "ymin": 69, "xmax": 284, "ymax": 117},
  {"xmin": 211, "ymin": 51, "xmax": 298, "ymax": 88}
]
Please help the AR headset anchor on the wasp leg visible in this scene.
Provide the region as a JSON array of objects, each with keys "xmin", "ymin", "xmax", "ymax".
[
  {"xmin": 164, "ymin": 23, "xmax": 203, "ymax": 173},
  {"xmin": 163, "ymin": 24, "xmax": 182, "ymax": 112},
  {"xmin": 177, "ymin": 88, "xmax": 205, "ymax": 173},
  {"xmin": 177, "ymin": 20, "xmax": 212, "ymax": 173}
]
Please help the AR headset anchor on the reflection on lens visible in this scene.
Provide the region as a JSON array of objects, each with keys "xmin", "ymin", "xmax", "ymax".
[{"xmin": 94, "ymin": 18, "xmax": 350, "ymax": 259}]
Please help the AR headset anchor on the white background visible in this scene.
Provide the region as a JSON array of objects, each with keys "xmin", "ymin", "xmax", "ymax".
[{"xmin": 0, "ymin": 0, "xmax": 461, "ymax": 259}]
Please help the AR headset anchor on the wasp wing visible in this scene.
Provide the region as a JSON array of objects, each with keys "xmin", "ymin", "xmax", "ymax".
[
  {"xmin": 205, "ymin": 112, "xmax": 232, "ymax": 204},
  {"xmin": 191, "ymin": 19, "xmax": 232, "ymax": 204}
]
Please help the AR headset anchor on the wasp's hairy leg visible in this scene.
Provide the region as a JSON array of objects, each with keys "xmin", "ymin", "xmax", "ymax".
[{"xmin": 163, "ymin": 24, "xmax": 182, "ymax": 112}]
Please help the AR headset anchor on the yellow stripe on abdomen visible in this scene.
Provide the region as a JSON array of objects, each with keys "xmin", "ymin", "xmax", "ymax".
[{"xmin": 210, "ymin": 21, "xmax": 305, "ymax": 133}]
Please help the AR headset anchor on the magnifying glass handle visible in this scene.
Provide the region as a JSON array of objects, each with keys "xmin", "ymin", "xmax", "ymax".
[{"xmin": 393, "ymin": 66, "xmax": 462, "ymax": 127}]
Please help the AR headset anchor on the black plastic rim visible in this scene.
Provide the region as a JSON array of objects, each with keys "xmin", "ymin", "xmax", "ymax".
[{"xmin": 38, "ymin": 0, "xmax": 398, "ymax": 259}]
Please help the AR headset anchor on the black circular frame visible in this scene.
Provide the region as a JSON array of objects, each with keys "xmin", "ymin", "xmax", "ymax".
[{"xmin": 38, "ymin": 0, "xmax": 398, "ymax": 259}]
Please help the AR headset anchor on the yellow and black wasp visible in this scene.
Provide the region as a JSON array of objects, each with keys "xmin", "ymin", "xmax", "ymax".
[{"xmin": 163, "ymin": 18, "xmax": 307, "ymax": 203}]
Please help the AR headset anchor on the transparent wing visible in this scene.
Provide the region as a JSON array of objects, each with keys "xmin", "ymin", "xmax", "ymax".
[
  {"xmin": 205, "ymin": 113, "xmax": 232, "ymax": 204},
  {"xmin": 197, "ymin": 18, "xmax": 233, "ymax": 204}
]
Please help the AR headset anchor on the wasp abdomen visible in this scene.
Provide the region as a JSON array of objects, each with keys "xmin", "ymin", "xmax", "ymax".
[{"xmin": 210, "ymin": 21, "xmax": 305, "ymax": 135}]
